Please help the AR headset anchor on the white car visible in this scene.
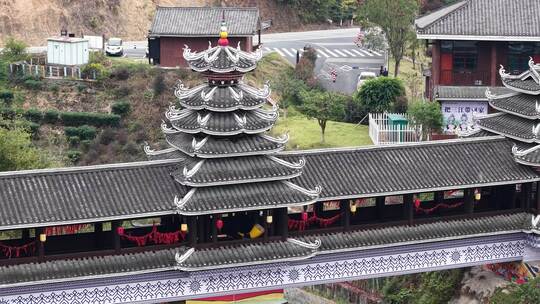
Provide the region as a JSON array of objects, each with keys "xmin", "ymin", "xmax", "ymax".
[
  {"xmin": 356, "ymin": 71, "xmax": 377, "ymax": 89},
  {"xmin": 105, "ymin": 38, "xmax": 124, "ymax": 56}
]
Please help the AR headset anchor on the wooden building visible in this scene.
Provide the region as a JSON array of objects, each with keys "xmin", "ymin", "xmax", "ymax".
[
  {"xmin": 416, "ymin": 0, "xmax": 540, "ymax": 134},
  {"xmin": 1, "ymin": 18, "xmax": 540, "ymax": 304},
  {"xmin": 148, "ymin": 6, "xmax": 259, "ymax": 67}
]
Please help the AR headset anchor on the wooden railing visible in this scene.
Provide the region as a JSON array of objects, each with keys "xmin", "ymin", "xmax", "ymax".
[{"xmin": 440, "ymin": 69, "xmax": 491, "ymax": 86}]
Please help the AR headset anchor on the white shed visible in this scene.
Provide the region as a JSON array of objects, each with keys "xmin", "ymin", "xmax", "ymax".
[{"xmin": 47, "ymin": 37, "xmax": 89, "ymax": 66}]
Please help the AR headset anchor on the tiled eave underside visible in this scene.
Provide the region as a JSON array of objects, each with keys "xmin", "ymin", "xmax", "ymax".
[
  {"xmin": 489, "ymin": 94, "xmax": 540, "ymax": 119},
  {"xmin": 0, "ymin": 212, "xmax": 535, "ymax": 288},
  {"xmin": 477, "ymin": 114, "xmax": 540, "ymax": 143},
  {"xmin": 0, "ymin": 137, "xmax": 539, "ymax": 230}
]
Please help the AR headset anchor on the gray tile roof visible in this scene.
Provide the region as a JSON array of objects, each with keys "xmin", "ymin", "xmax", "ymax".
[
  {"xmin": 150, "ymin": 7, "xmax": 259, "ymax": 37},
  {"xmin": 434, "ymin": 86, "xmax": 512, "ymax": 101},
  {"xmin": 168, "ymin": 110, "xmax": 275, "ymax": 135},
  {"xmin": 302, "ymin": 212, "xmax": 530, "ymax": 253},
  {"xmin": 188, "ymin": 47, "xmax": 258, "ymax": 73},
  {"xmin": 0, "ymin": 137, "xmax": 538, "ymax": 229},
  {"xmin": 171, "ymin": 155, "xmax": 303, "ymax": 186},
  {"xmin": 178, "ymin": 85, "xmax": 267, "ymax": 112},
  {"xmin": 416, "ymin": 0, "xmax": 540, "ymax": 39},
  {"xmin": 478, "ymin": 114, "xmax": 537, "ymax": 142},
  {"xmin": 176, "ymin": 239, "xmax": 318, "ymax": 271},
  {"xmin": 502, "ymin": 78, "xmax": 540, "ymax": 94},
  {"xmin": 489, "ymin": 93, "xmax": 540, "ymax": 118},
  {"xmin": 164, "ymin": 133, "xmax": 286, "ymax": 158},
  {"xmin": 512, "ymin": 143, "xmax": 540, "ymax": 166},
  {"xmin": 0, "ymin": 212, "xmax": 532, "ymax": 287}
]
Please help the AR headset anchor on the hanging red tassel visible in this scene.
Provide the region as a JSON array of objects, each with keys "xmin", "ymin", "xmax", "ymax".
[
  {"xmin": 0, "ymin": 240, "xmax": 37, "ymax": 258},
  {"xmin": 120, "ymin": 224, "xmax": 186, "ymax": 246}
]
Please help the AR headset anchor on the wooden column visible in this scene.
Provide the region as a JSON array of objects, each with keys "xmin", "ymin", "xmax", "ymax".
[
  {"xmin": 376, "ymin": 197, "xmax": 385, "ymax": 220},
  {"xmin": 404, "ymin": 194, "xmax": 414, "ymax": 226},
  {"xmin": 521, "ymin": 183, "xmax": 532, "ymax": 211},
  {"xmin": 36, "ymin": 227, "xmax": 45, "ymax": 258},
  {"xmin": 490, "ymin": 42, "xmax": 498, "ymax": 86},
  {"xmin": 111, "ymin": 221, "xmax": 121, "ymax": 252},
  {"xmin": 464, "ymin": 189, "xmax": 474, "ymax": 214},
  {"xmin": 431, "ymin": 41, "xmax": 441, "ymax": 99},
  {"xmin": 188, "ymin": 216, "xmax": 198, "ymax": 247},
  {"xmin": 342, "ymin": 200, "xmax": 351, "ymax": 231},
  {"xmin": 94, "ymin": 222, "xmax": 103, "ymax": 249},
  {"xmin": 279, "ymin": 208, "xmax": 288, "ymax": 241}
]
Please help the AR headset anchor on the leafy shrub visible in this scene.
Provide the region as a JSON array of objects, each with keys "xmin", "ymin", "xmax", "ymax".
[
  {"xmin": 353, "ymin": 77, "xmax": 406, "ymax": 115},
  {"xmin": 43, "ymin": 109, "xmax": 60, "ymax": 124},
  {"xmin": 68, "ymin": 136, "xmax": 80, "ymax": 146},
  {"xmin": 152, "ymin": 73, "xmax": 166, "ymax": 96},
  {"xmin": 14, "ymin": 120, "xmax": 40, "ymax": 135},
  {"xmin": 64, "ymin": 125, "xmax": 97, "ymax": 140},
  {"xmin": 0, "ymin": 37, "xmax": 29, "ymax": 62},
  {"xmin": 82, "ymin": 63, "xmax": 108, "ymax": 81},
  {"xmin": 23, "ymin": 108, "xmax": 43, "ymax": 123},
  {"xmin": 76, "ymin": 84, "xmax": 87, "ymax": 93},
  {"xmin": 111, "ymin": 101, "xmax": 131, "ymax": 116},
  {"xmin": 111, "ymin": 67, "xmax": 130, "ymax": 80},
  {"xmin": 60, "ymin": 112, "xmax": 120, "ymax": 127},
  {"xmin": 23, "ymin": 79, "xmax": 43, "ymax": 90},
  {"xmin": 0, "ymin": 89, "xmax": 14, "ymax": 104},
  {"xmin": 113, "ymin": 85, "xmax": 131, "ymax": 98},
  {"xmin": 89, "ymin": 51, "xmax": 110, "ymax": 66},
  {"xmin": 99, "ymin": 128, "xmax": 117, "ymax": 145},
  {"xmin": 67, "ymin": 150, "xmax": 82, "ymax": 163},
  {"xmin": 0, "ymin": 107, "xmax": 17, "ymax": 119}
]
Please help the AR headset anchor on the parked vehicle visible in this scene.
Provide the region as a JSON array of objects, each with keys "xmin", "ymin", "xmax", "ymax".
[
  {"xmin": 105, "ymin": 38, "xmax": 124, "ymax": 56},
  {"xmin": 356, "ymin": 71, "xmax": 377, "ymax": 89}
]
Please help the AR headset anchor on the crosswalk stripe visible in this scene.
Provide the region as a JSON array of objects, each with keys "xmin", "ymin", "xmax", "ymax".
[
  {"xmin": 342, "ymin": 49, "xmax": 357, "ymax": 57},
  {"xmin": 360, "ymin": 49, "xmax": 374, "ymax": 56},
  {"xmin": 281, "ymin": 48, "xmax": 294, "ymax": 57},
  {"xmin": 291, "ymin": 48, "xmax": 299, "ymax": 55},
  {"xmin": 273, "ymin": 48, "xmax": 285, "ymax": 56},
  {"xmin": 350, "ymin": 49, "xmax": 365, "ymax": 56},
  {"xmin": 323, "ymin": 49, "xmax": 339, "ymax": 57},
  {"xmin": 317, "ymin": 49, "xmax": 330, "ymax": 58},
  {"xmin": 264, "ymin": 47, "xmax": 272, "ymax": 52},
  {"xmin": 333, "ymin": 49, "xmax": 348, "ymax": 57},
  {"xmin": 371, "ymin": 50, "xmax": 382, "ymax": 56}
]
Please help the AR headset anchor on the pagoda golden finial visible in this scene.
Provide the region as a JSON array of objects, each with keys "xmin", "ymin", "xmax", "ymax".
[{"xmin": 218, "ymin": 11, "xmax": 229, "ymax": 47}]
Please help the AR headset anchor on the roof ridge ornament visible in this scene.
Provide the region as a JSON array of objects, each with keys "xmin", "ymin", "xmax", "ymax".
[
  {"xmin": 192, "ymin": 136, "xmax": 209, "ymax": 151},
  {"xmin": 183, "ymin": 160, "xmax": 205, "ymax": 178},
  {"xmin": 287, "ymin": 238, "xmax": 321, "ymax": 250},
  {"xmin": 175, "ymin": 82, "xmax": 206, "ymax": 100},
  {"xmin": 228, "ymin": 86, "xmax": 244, "ymax": 101},
  {"xmin": 512, "ymin": 144, "xmax": 540, "ymax": 157},
  {"xmin": 233, "ymin": 113, "xmax": 247, "ymax": 126},
  {"xmin": 282, "ymin": 181, "xmax": 322, "ymax": 197},
  {"xmin": 267, "ymin": 155, "xmax": 306, "ymax": 169},
  {"xmin": 175, "ymin": 248, "xmax": 195, "ymax": 266},
  {"xmin": 532, "ymin": 124, "xmax": 540, "ymax": 138},
  {"xmin": 239, "ymin": 81, "xmax": 271, "ymax": 99},
  {"xmin": 174, "ymin": 188, "xmax": 197, "ymax": 210},
  {"xmin": 166, "ymin": 108, "xmax": 192, "ymax": 121},
  {"xmin": 253, "ymin": 107, "xmax": 279, "ymax": 121},
  {"xmin": 261, "ymin": 133, "xmax": 289, "ymax": 144},
  {"xmin": 529, "ymin": 57, "xmax": 540, "ymax": 84},
  {"xmin": 161, "ymin": 121, "xmax": 180, "ymax": 134},
  {"xmin": 201, "ymin": 86, "xmax": 218, "ymax": 101},
  {"xmin": 197, "ymin": 113, "xmax": 211, "ymax": 126}
]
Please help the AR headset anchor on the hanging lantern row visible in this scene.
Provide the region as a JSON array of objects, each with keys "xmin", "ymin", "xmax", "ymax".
[{"xmin": 474, "ymin": 189, "xmax": 481, "ymax": 201}]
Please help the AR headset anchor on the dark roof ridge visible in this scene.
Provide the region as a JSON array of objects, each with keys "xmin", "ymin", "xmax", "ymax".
[
  {"xmin": 278, "ymin": 135, "xmax": 507, "ymax": 156},
  {"xmin": 0, "ymin": 158, "xmax": 179, "ymax": 178},
  {"xmin": 415, "ymin": 0, "xmax": 468, "ymax": 29}
]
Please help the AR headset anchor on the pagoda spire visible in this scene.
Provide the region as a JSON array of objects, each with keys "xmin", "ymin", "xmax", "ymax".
[{"xmin": 218, "ymin": 11, "xmax": 229, "ymax": 47}]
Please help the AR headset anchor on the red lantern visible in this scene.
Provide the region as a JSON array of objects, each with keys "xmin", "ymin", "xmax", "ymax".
[
  {"xmin": 117, "ymin": 226, "xmax": 125, "ymax": 236},
  {"xmin": 414, "ymin": 199, "xmax": 421, "ymax": 209},
  {"xmin": 216, "ymin": 219, "xmax": 224, "ymax": 230},
  {"xmin": 301, "ymin": 212, "xmax": 308, "ymax": 221}
]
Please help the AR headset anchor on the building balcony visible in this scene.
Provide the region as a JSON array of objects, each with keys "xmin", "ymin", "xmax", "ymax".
[{"xmin": 440, "ymin": 69, "xmax": 491, "ymax": 86}]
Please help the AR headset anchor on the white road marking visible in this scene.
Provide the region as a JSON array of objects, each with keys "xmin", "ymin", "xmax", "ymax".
[
  {"xmin": 264, "ymin": 47, "xmax": 272, "ymax": 52},
  {"xmin": 317, "ymin": 49, "xmax": 330, "ymax": 58},
  {"xmin": 360, "ymin": 49, "xmax": 374, "ymax": 56},
  {"xmin": 341, "ymin": 49, "xmax": 357, "ymax": 57},
  {"xmin": 371, "ymin": 50, "xmax": 382, "ymax": 56},
  {"xmin": 333, "ymin": 49, "xmax": 348, "ymax": 57},
  {"xmin": 291, "ymin": 48, "xmax": 299, "ymax": 55},
  {"xmin": 350, "ymin": 49, "xmax": 365, "ymax": 56},
  {"xmin": 273, "ymin": 48, "xmax": 285, "ymax": 56},
  {"xmin": 281, "ymin": 48, "xmax": 294, "ymax": 57},
  {"xmin": 323, "ymin": 48, "xmax": 339, "ymax": 57}
]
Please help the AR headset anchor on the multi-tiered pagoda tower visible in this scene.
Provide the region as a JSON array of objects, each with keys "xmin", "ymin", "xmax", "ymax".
[
  {"xmin": 469, "ymin": 58, "xmax": 540, "ymax": 167},
  {"xmin": 145, "ymin": 18, "xmax": 322, "ymax": 269}
]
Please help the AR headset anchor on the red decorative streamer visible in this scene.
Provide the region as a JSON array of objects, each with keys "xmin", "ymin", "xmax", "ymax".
[
  {"xmin": 0, "ymin": 240, "xmax": 36, "ymax": 258},
  {"xmin": 414, "ymin": 200, "xmax": 464, "ymax": 214},
  {"xmin": 288, "ymin": 212, "xmax": 342, "ymax": 231},
  {"xmin": 44, "ymin": 224, "xmax": 92, "ymax": 236},
  {"xmin": 120, "ymin": 224, "xmax": 186, "ymax": 246}
]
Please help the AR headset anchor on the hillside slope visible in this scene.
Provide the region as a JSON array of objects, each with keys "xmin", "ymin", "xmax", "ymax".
[{"xmin": 0, "ymin": 0, "xmax": 328, "ymax": 46}]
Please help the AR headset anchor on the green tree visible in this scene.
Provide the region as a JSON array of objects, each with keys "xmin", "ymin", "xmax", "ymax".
[
  {"xmin": 298, "ymin": 90, "xmax": 345, "ymax": 142},
  {"xmin": 407, "ymin": 100, "xmax": 443, "ymax": 140},
  {"xmin": 0, "ymin": 37, "xmax": 29, "ymax": 62},
  {"xmin": 353, "ymin": 77, "xmax": 406, "ymax": 115},
  {"xmin": 272, "ymin": 69, "xmax": 309, "ymax": 118},
  {"xmin": 360, "ymin": 0, "xmax": 419, "ymax": 76},
  {"xmin": 0, "ymin": 123, "xmax": 49, "ymax": 171},
  {"xmin": 490, "ymin": 277, "xmax": 540, "ymax": 304}
]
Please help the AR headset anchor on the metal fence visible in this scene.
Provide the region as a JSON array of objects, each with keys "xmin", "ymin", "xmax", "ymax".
[
  {"xmin": 9, "ymin": 63, "xmax": 97, "ymax": 81},
  {"xmin": 368, "ymin": 112, "xmax": 420, "ymax": 145}
]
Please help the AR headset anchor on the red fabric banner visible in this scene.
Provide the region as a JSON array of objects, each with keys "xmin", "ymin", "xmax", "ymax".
[
  {"xmin": 0, "ymin": 240, "xmax": 36, "ymax": 258},
  {"xmin": 120, "ymin": 225, "xmax": 186, "ymax": 246}
]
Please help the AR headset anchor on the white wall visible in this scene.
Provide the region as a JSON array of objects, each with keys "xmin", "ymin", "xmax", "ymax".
[{"xmin": 47, "ymin": 40, "xmax": 89, "ymax": 65}]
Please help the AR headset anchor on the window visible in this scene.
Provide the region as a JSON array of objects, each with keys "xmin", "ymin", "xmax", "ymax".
[
  {"xmin": 508, "ymin": 42, "xmax": 540, "ymax": 73},
  {"xmin": 440, "ymin": 41, "xmax": 478, "ymax": 71}
]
